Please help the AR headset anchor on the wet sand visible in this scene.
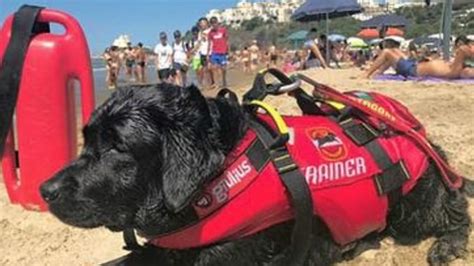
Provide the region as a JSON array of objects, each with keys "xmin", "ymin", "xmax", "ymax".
[{"xmin": 1, "ymin": 67, "xmax": 473, "ymax": 265}]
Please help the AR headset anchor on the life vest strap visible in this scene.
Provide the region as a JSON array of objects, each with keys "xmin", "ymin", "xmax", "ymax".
[
  {"xmin": 340, "ymin": 118, "xmax": 379, "ymax": 146},
  {"xmin": 339, "ymin": 117, "xmax": 407, "ymax": 208},
  {"xmin": 247, "ymin": 116, "xmax": 313, "ymax": 266}
]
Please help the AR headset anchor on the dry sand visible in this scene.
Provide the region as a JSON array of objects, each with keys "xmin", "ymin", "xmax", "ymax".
[{"xmin": 1, "ymin": 68, "xmax": 473, "ymax": 265}]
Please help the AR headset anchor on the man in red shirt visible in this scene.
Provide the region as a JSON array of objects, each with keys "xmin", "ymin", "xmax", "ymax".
[{"xmin": 207, "ymin": 17, "xmax": 228, "ymax": 89}]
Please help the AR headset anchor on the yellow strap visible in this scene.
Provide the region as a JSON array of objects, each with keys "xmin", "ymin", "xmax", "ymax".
[
  {"xmin": 249, "ymin": 100, "xmax": 289, "ymax": 135},
  {"xmin": 326, "ymin": 100, "xmax": 346, "ymax": 110}
]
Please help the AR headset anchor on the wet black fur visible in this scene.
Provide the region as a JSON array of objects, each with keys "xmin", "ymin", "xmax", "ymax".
[{"xmin": 40, "ymin": 84, "xmax": 473, "ymax": 265}]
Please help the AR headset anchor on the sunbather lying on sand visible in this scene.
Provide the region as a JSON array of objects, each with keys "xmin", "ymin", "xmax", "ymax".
[{"xmin": 365, "ymin": 36, "xmax": 474, "ymax": 79}]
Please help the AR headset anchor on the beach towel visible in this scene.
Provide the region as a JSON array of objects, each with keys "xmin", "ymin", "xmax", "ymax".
[{"xmin": 374, "ymin": 74, "xmax": 474, "ymax": 84}]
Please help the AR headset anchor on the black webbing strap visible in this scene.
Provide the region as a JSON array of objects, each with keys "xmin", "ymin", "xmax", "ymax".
[
  {"xmin": 123, "ymin": 228, "xmax": 142, "ymax": 252},
  {"xmin": 0, "ymin": 5, "xmax": 48, "ymax": 156},
  {"xmin": 340, "ymin": 118, "xmax": 379, "ymax": 146},
  {"xmin": 248, "ymin": 117, "xmax": 313, "ymax": 266},
  {"xmin": 340, "ymin": 118, "xmax": 409, "ymax": 207}
]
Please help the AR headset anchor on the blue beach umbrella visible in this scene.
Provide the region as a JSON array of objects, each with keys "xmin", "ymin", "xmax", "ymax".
[
  {"xmin": 328, "ymin": 34, "xmax": 346, "ymax": 42},
  {"xmin": 292, "ymin": 0, "xmax": 362, "ymax": 22},
  {"xmin": 360, "ymin": 14, "xmax": 409, "ymax": 29},
  {"xmin": 292, "ymin": 0, "xmax": 362, "ymax": 63}
]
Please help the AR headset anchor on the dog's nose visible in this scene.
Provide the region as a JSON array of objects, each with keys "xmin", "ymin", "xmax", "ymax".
[{"xmin": 40, "ymin": 180, "xmax": 61, "ymax": 202}]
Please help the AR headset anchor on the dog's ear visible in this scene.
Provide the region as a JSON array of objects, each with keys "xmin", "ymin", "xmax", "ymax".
[{"xmin": 160, "ymin": 85, "xmax": 224, "ymax": 213}]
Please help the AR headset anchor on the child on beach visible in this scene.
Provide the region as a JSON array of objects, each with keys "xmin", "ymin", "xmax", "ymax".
[
  {"xmin": 187, "ymin": 26, "xmax": 204, "ymax": 86},
  {"xmin": 198, "ymin": 17, "xmax": 212, "ymax": 87}
]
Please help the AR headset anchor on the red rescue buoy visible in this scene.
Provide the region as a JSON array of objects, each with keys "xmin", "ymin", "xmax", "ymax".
[{"xmin": 0, "ymin": 8, "xmax": 95, "ymax": 211}]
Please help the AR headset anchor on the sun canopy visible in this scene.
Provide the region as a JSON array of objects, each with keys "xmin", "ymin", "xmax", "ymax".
[
  {"xmin": 412, "ymin": 36, "xmax": 443, "ymax": 46},
  {"xmin": 287, "ymin": 30, "xmax": 309, "ymax": 41},
  {"xmin": 328, "ymin": 34, "xmax": 346, "ymax": 42},
  {"xmin": 292, "ymin": 0, "xmax": 362, "ymax": 22},
  {"xmin": 360, "ymin": 14, "xmax": 409, "ymax": 28},
  {"xmin": 347, "ymin": 37, "xmax": 367, "ymax": 48},
  {"xmin": 357, "ymin": 27, "xmax": 404, "ymax": 39}
]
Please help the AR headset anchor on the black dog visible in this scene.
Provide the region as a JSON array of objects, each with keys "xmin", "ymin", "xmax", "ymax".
[{"xmin": 40, "ymin": 83, "xmax": 473, "ymax": 265}]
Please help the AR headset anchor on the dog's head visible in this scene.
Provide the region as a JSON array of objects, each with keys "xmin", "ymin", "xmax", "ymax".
[{"xmin": 40, "ymin": 84, "xmax": 241, "ymax": 232}]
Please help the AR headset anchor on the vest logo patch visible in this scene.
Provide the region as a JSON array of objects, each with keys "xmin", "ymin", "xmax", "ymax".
[
  {"xmin": 307, "ymin": 127, "xmax": 347, "ymax": 161},
  {"xmin": 212, "ymin": 158, "xmax": 252, "ymax": 203},
  {"xmin": 194, "ymin": 193, "xmax": 212, "ymax": 208},
  {"xmin": 304, "ymin": 157, "xmax": 368, "ymax": 186}
]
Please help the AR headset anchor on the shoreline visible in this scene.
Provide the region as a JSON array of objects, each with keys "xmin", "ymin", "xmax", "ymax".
[{"xmin": 1, "ymin": 67, "xmax": 473, "ymax": 265}]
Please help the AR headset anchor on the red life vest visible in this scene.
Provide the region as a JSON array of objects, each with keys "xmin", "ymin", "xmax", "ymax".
[{"xmin": 148, "ymin": 91, "xmax": 430, "ymax": 249}]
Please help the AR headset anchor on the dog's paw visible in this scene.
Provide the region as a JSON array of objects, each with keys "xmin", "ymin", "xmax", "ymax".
[{"xmin": 427, "ymin": 239, "xmax": 467, "ymax": 266}]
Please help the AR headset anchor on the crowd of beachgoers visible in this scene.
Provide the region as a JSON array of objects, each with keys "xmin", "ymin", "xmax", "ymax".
[{"xmin": 101, "ymin": 16, "xmax": 474, "ymax": 90}]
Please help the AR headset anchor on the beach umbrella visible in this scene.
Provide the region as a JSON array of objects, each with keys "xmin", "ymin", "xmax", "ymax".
[
  {"xmin": 357, "ymin": 28, "xmax": 378, "ymax": 39},
  {"xmin": 386, "ymin": 28, "xmax": 404, "ymax": 36},
  {"xmin": 287, "ymin": 30, "xmax": 309, "ymax": 41},
  {"xmin": 292, "ymin": 0, "xmax": 362, "ymax": 63},
  {"xmin": 360, "ymin": 14, "xmax": 409, "ymax": 29},
  {"xmin": 385, "ymin": 36, "xmax": 406, "ymax": 44},
  {"xmin": 328, "ymin": 34, "xmax": 346, "ymax": 42},
  {"xmin": 369, "ymin": 38, "xmax": 383, "ymax": 46},
  {"xmin": 287, "ymin": 30, "xmax": 309, "ymax": 49},
  {"xmin": 413, "ymin": 36, "xmax": 443, "ymax": 46},
  {"xmin": 347, "ymin": 37, "xmax": 367, "ymax": 49},
  {"xmin": 357, "ymin": 27, "xmax": 404, "ymax": 39}
]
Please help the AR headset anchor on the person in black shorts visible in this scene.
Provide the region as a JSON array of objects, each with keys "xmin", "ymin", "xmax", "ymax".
[
  {"xmin": 154, "ymin": 32, "xmax": 173, "ymax": 83},
  {"xmin": 135, "ymin": 42, "xmax": 147, "ymax": 84}
]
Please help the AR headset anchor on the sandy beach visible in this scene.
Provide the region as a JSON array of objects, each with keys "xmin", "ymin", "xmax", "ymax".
[{"xmin": 1, "ymin": 67, "xmax": 473, "ymax": 266}]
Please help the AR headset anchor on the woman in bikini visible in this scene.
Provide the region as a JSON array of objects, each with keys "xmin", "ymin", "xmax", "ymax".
[{"xmin": 365, "ymin": 36, "xmax": 474, "ymax": 79}]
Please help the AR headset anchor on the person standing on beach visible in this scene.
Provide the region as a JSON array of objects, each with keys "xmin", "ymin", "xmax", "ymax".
[
  {"xmin": 154, "ymin": 32, "xmax": 173, "ymax": 83},
  {"xmin": 172, "ymin": 30, "xmax": 189, "ymax": 86},
  {"xmin": 124, "ymin": 42, "xmax": 136, "ymax": 83},
  {"xmin": 135, "ymin": 42, "xmax": 147, "ymax": 84},
  {"xmin": 268, "ymin": 45, "xmax": 278, "ymax": 68},
  {"xmin": 198, "ymin": 17, "xmax": 211, "ymax": 87},
  {"xmin": 208, "ymin": 16, "xmax": 228, "ymax": 89},
  {"xmin": 187, "ymin": 26, "xmax": 204, "ymax": 86},
  {"xmin": 249, "ymin": 40, "xmax": 260, "ymax": 71},
  {"xmin": 103, "ymin": 46, "xmax": 120, "ymax": 89},
  {"xmin": 242, "ymin": 47, "xmax": 251, "ymax": 73}
]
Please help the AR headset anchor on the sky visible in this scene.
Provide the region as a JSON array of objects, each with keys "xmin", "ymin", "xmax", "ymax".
[{"xmin": 0, "ymin": 0, "xmax": 238, "ymax": 55}]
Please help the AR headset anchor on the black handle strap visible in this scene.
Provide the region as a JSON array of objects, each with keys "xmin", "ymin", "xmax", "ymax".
[
  {"xmin": 0, "ymin": 5, "xmax": 48, "ymax": 155},
  {"xmin": 243, "ymin": 68, "xmax": 324, "ymax": 116},
  {"xmin": 248, "ymin": 117, "xmax": 313, "ymax": 266}
]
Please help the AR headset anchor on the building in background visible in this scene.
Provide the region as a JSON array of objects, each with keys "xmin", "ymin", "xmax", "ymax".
[
  {"xmin": 206, "ymin": 0, "xmax": 304, "ymax": 28},
  {"xmin": 206, "ymin": 0, "xmax": 449, "ymax": 28}
]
